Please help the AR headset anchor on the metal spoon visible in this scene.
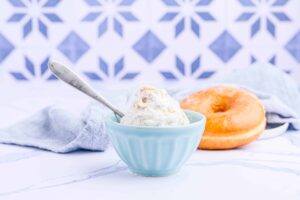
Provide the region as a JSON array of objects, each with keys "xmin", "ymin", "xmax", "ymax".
[{"xmin": 48, "ymin": 60, "xmax": 125, "ymax": 118}]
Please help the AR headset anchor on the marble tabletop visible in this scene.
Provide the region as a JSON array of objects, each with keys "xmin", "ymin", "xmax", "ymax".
[{"xmin": 0, "ymin": 83, "xmax": 300, "ymax": 200}]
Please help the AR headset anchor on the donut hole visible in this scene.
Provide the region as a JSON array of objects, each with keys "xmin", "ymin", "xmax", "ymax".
[{"xmin": 211, "ymin": 97, "xmax": 231, "ymax": 113}]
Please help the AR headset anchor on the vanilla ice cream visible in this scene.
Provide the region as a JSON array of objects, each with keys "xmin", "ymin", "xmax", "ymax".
[{"xmin": 120, "ymin": 85, "xmax": 189, "ymax": 127}]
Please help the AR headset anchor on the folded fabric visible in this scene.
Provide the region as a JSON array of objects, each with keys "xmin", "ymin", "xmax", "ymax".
[
  {"xmin": 171, "ymin": 62, "xmax": 300, "ymax": 129},
  {"xmin": 0, "ymin": 104, "xmax": 109, "ymax": 153}
]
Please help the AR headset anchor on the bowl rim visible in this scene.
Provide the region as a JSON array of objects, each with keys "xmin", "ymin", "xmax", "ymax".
[{"xmin": 106, "ymin": 110, "xmax": 206, "ymax": 130}]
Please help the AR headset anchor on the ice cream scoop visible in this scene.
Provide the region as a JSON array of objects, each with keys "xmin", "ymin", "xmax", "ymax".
[
  {"xmin": 49, "ymin": 61, "xmax": 188, "ymax": 127},
  {"xmin": 121, "ymin": 85, "xmax": 189, "ymax": 127}
]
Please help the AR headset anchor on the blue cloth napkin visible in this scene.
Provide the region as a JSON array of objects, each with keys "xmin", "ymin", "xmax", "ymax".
[
  {"xmin": 171, "ymin": 62, "xmax": 300, "ymax": 129},
  {"xmin": 0, "ymin": 104, "xmax": 109, "ymax": 153}
]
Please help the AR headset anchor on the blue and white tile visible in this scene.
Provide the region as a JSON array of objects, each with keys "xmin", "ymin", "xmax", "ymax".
[
  {"xmin": 148, "ymin": 0, "xmax": 225, "ymax": 85},
  {"xmin": 226, "ymin": 0, "xmax": 300, "ymax": 77},
  {"xmin": 76, "ymin": 0, "xmax": 150, "ymax": 86},
  {"xmin": 0, "ymin": 0, "xmax": 299, "ymax": 87}
]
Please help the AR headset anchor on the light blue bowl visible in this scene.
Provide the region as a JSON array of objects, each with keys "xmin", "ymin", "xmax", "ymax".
[{"xmin": 106, "ymin": 110, "xmax": 206, "ymax": 177}]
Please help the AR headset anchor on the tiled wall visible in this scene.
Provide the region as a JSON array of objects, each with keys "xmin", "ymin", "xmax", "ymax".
[{"xmin": 0, "ymin": 0, "xmax": 299, "ymax": 86}]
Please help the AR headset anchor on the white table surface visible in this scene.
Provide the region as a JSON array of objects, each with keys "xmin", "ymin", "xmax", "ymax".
[{"xmin": 0, "ymin": 83, "xmax": 300, "ymax": 200}]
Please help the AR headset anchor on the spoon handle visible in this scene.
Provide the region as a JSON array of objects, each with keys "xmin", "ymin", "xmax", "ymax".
[{"xmin": 48, "ymin": 61, "xmax": 124, "ymax": 117}]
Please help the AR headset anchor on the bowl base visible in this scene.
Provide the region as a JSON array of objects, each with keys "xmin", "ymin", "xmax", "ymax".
[{"xmin": 128, "ymin": 168, "xmax": 180, "ymax": 177}]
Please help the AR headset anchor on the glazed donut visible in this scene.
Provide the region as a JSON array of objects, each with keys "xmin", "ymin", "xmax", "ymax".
[{"xmin": 181, "ymin": 86, "xmax": 266, "ymax": 150}]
